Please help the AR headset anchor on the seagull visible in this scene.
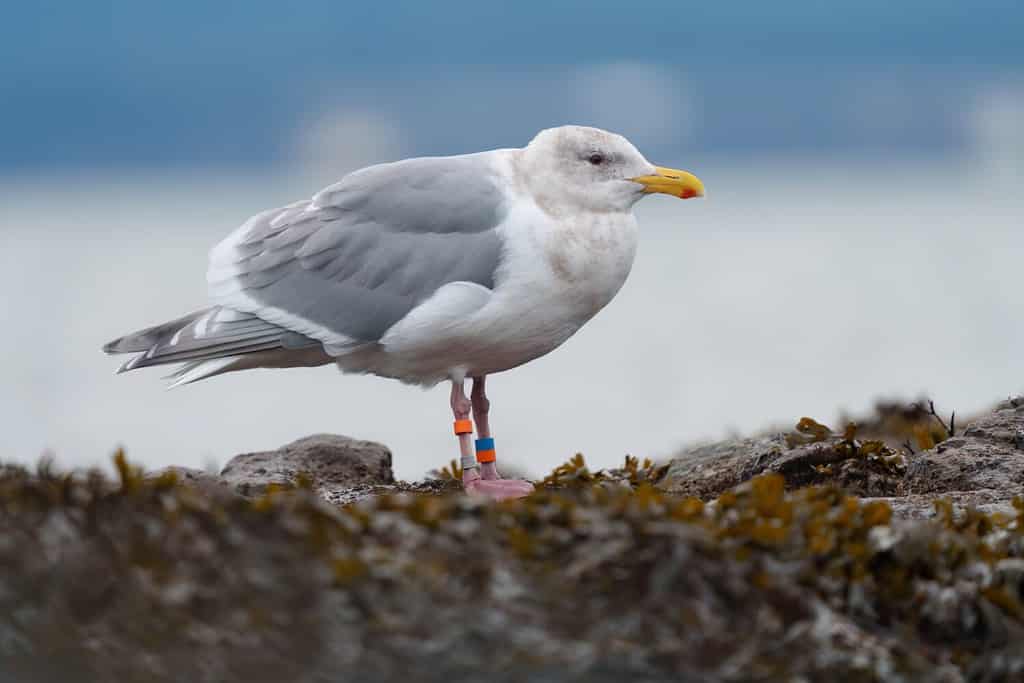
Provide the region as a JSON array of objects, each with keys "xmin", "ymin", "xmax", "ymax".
[{"xmin": 103, "ymin": 125, "xmax": 704, "ymax": 500}]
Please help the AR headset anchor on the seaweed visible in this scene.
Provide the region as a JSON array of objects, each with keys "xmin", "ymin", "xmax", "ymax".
[
  {"xmin": 539, "ymin": 453, "xmax": 669, "ymax": 489},
  {"xmin": 835, "ymin": 397, "xmax": 959, "ymax": 452},
  {"xmin": 0, "ymin": 453, "xmax": 1021, "ymax": 682}
]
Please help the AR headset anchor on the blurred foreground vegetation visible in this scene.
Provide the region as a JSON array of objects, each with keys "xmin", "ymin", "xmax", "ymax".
[{"xmin": 0, "ymin": 451, "xmax": 1022, "ymax": 682}]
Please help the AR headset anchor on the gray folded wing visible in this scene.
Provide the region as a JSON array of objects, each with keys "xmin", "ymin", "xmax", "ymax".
[
  {"xmin": 106, "ymin": 307, "xmax": 320, "ymax": 372},
  {"xmin": 208, "ymin": 152, "xmax": 510, "ymax": 349}
]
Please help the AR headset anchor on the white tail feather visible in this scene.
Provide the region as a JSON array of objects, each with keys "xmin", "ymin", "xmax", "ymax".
[{"xmin": 165, "ymin": 357, "xmax": 241, "ymax": 389}]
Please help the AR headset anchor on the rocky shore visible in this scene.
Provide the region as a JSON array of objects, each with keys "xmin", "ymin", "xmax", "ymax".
[{"xmin": 0, "ymin": 397, "xmax": 1021, "ymax": 682}]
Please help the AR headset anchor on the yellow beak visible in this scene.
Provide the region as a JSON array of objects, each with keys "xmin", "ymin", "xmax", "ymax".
[{"xmin": 630, "ymin": 166, "xmax": 705, "ymax": 199}]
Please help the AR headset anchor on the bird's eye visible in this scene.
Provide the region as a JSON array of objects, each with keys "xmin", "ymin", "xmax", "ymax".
[{"xmin": 588, "ymin": 153, "xmax": 605, "ymax": 165}]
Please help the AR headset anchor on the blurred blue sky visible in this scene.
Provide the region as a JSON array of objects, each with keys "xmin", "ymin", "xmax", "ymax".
[{"xmin": 2, "ymin": 1, "xmax": 1022, "ymax": 172}]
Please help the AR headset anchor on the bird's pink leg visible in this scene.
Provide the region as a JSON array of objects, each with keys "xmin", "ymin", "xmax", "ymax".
[
  {"xmin": 451, "ymin": 379, "xmax": 532, "ymax": 500},
  {"xmin": 470, "ymin": 376, "xmax": 499, "ymax": 480}
]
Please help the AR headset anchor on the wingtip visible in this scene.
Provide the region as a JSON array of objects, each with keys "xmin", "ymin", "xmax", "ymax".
[
  {"xmin": 163, "ymin": 356, "xmax": 239, "ymax": 389},
  {"xmin": 116, "ymin": 355, "xmax": 140, "ymax": 374}
]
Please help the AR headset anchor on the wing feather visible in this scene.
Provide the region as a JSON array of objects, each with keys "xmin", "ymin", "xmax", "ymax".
[
  {"xmin": 111, "ymin": 308, "xmax": 319, "ymax": 372},
  {"xmin": 208, "ymin": 152, "xmax": 509, "ymax": 348}
]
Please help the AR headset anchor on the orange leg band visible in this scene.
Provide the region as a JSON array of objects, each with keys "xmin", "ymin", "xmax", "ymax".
[{"xmin": 453, "ymin": 419, "xmax": 474, "ymax": 435}]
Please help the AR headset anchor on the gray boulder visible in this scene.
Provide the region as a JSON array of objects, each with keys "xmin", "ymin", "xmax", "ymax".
[
  {"xmin": 879, "ymin": 395, "xmax": 1024, "ymax": 520},
  {"xmin": 905, "ymin": 396, "xmax": 1024, "ymax": 495},
  {"xmin": 220, "ymin": 434, "xmax": 394, "ymax": 499},
  {"xmin": 658, "ymin": 434, "xmax": 788, "ymax": 499},
  {"xmin": 660, "ymin": 396, "xmax": 1023, "ymax": 520},
  {"xmin": 659, "ymin": 432, "xmax": 904, "ymax": 500}
]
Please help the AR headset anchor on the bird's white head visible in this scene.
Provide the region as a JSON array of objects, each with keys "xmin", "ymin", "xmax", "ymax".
[{"xmin": 518, "ymin": 125, "xmax": 704, "ymax": 215}]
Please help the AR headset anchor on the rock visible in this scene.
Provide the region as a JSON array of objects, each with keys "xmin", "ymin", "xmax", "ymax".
[
  {"xmin": 145, "ymin": 466, "xmax": 233, "ymax": 496},
  {"xmin": 4, "ymin": 461, "xmax": 1023, "ymax": 682},
  {"xmin": 662, "ymin": 398, "xmax": 1024, "ymax": 517},
  {"xmin": 660, "ymin": 433, "xmax": 904, "ymax": 499},
  {"xmin": 760, "ymin": 440, "xmax": 905, "ymax": 496},
  {"xmin": 658, "ymin": 434, "xmax": 788, "ymax": 498},
  {"xmin": 866, "ymin": 489, "xmax": 1019, "ymax": 520},
  {"xmin": 904, "ymin": 396, "xmax": 1023, "ymax": 502},
  {"xmin": 220, "ymin": 434, "xmax": 394, "ymax": 498},
  {"xmin": 0, "ymin": 459, "xmax": 341, "ymax": 683}
]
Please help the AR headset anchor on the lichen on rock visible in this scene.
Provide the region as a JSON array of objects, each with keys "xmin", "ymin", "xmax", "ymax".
[
  {"xmin": 660, "ymin": 419, "xmax": 906, "ymax": 499},
  {"xmin": 661, "ymin": 397, "xmax": 1024, "ymax": 524},
  {"xmin": 1, "ymin": 445, "xmax": 1023, "ymax": 682}
]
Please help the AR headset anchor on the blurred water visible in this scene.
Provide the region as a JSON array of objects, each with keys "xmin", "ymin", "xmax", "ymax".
[{"xmin": 1, "ymin": 157, "xmax": 1021, "ymax": 479}]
